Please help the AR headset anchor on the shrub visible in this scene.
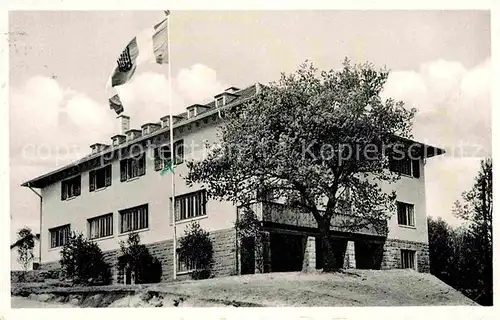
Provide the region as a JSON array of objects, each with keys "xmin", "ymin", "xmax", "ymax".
[
  {"xmin": 59, "ymin": 232, "xmax": 111, "ymax": 285},
  {"xmin": 117, "ymin": 233, "xmax": 162, "ymax": 284},
  {"xmin": 178, "ymin": 222, "xmax": 213, "ymax": 280}
]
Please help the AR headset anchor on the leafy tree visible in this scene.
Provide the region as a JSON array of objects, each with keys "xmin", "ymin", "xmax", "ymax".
[
  {"xmin": 117, "ymin": 233, "xmax": 162, "ymax": 284},
  {"xmin": 453, "ymin": 158, "xmax": 492, "ymax": 305},
  {"xmin": 186, "ymin": 60, "xmax": 415, "ymax": 271},
  {"xmin": 427, "ymin": 217, "xmax": 456, "ymax": 284},
  {"xmin": 59, "ymin": 232, "xmax": 111, "ymax": 285},
  {"xmin": 177, "ymin": 222, "xmax": 214, "ymax": 279},
  {"xmin": 13, "ymin": 227, "xmax": 36, "ymax": 276}
]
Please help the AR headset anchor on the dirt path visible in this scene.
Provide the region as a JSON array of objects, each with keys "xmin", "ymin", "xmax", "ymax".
[{"xmin": 11, "ymin": 296, "xmax": 73, "ymax": 308}]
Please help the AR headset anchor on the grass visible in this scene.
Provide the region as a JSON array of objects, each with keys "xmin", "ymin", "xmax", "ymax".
[{"xmin": 12, "ymin": 269, "xmax": 476, "ymax": 307}]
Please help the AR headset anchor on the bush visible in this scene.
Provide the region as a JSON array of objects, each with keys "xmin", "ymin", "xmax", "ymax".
[
  {"xmin": 59, "ymin": 232, "xmax": 111, "ymax": 285},
  {"xmin": 177, "ymin": 222, "xmax": 213, "ymax": 280},
  {"xmin": 117, "ymin": 233, "xmax": 162, "ymax": 284}
]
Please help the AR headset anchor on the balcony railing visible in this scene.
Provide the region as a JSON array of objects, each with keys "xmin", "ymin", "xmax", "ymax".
[{"xmin": 253, "ymin": 201, "xmax": 387, "ymax": 237}]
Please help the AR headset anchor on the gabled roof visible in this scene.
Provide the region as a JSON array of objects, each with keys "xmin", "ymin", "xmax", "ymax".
[{"xmin": 21, "ymin": 83, "xmax": 444, "ymax": 189}]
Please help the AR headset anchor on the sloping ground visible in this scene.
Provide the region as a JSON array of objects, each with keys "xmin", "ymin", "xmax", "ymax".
[{"xmin": 12, "ymin": 269, "xmax": 476, "ymax": 307}]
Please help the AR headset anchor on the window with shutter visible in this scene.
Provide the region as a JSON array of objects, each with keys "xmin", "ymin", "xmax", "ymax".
[
  {"xmin": 105, "ymin": 165, "xmax": 112, "ymax": 186},
  {"xmin": 389, "ymin": 156, "xmax": 412, "ymax": 176},
  {"xmin": 90, "ymin": 165, "xmax": 112, "ymax": 191},
  {"xmin": 49, "ymin": 224, "xmax": 70, "ymax": 248},
  {"xmin": 154, "ymin": 148, "xmax": 162, "ymax": 171},
  {"xmin": 120, "ymin": 160, "xmax": 127, "ymax": 181},
  {"xmin": 412, "ymin": 159, "xmax": 420, "ymax": 178},
  {"xmin": 138, "ymin": 154, "xmax": 146, "ymax": 176},
  {"xmin": 174, "ymin": 140, "xmax": 184, "ymax": 165},
  {"xmin": 89, "ymin": 170, "xmax": 96, "ymax": 191},
  {"xmin": 61, "ymin": 183, "xmax": 68, "ymax": 200},
  {"xmin": 154, "ymin": 146, "xmax": 172, "ymax": 171},
  {"xmin": 61, "ymin": 176, "xmax": 81, "ymax": 200},
  {"xmin": 397, "ymin": 201, "xmax": 415, "ymax": 227}
]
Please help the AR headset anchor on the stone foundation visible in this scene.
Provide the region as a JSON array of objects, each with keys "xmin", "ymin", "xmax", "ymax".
[
  {"xmin": 40, "ymin": 227, "xmax": 238, "ymax": 283},
  {"xmin": 381, "ymin": 238, "xmax": 429, "ymax": 272}
]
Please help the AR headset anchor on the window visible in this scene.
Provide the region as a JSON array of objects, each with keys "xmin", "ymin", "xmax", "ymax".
[
  {"xmin": 397, "ymin": 201, "xmax": 415, "ymax": 227},
  {"xmin": 61, "ymin": 176, "xmax": 81, "ymax": 200},
  {"xmin": 49, "ymin": 224, "xmax": 70, "ymax": 248},
  {"xmin": 174, "ymin": 140, "xmax": 184, "ymax": 165},
  {"xmin": 120, "ymin": 204, "xmax": 148, "ymax": 233},
  {"xmin": 216, "ymin": 97, "xmax": 224, "ymax": 108},
  {"xmin": 89, "ymin": 165, "xmax": 112, "ymax": 191},
  {"xmin": 389, "ymin": 156, "xmax": 420, "ymax": 178},
  {"xmin": 188, "ymin": 108, "xmax": 197, "ymax": 118},
  {"xmin": 401, "ymin": 250, "xmax": 416, "ymax": 269},
  {"xmin": 154, "ymin": 140, "xmax": 184, "ymax": 171},
  {"xmin": 176, "ymin": 250, "xmax": 197, "ymax": 273},
  {"xmin": 120, "ymin": 153, "xmax": 146, "ymax": 181},
  {"xmin": 174, "ymin": 190, "xmax": 207, "ymax": 222},
  {"xmin": 154, "ymin": 145, "xmax": 171, "ymax": 171},
  {"xmin": 88, "ymin": 213, "xmax": 113, "ymax": 239}
]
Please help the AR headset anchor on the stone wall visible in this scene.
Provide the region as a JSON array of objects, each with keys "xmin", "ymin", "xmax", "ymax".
[
  {"xmin": 381, "ymin": 238, "xmax": 429, "ymax": 272},
  {"xmin": 39, "ymin": 227, "xmax": 237, "ymax": 284}
]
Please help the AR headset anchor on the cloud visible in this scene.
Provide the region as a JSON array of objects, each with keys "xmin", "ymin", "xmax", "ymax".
[
  {"xmin": 10, "ymin": 76, "xmax": 115, "ymax": 169},
  {"xmin": 177, "ymin": 63, "xmax": 229, "ymax": 104},
  {"xmin": 382, "ymin": 58, "xmax": 491, "ymax": 158},
  {"xmin": 9, "ymin": 63, "xmax": 228, "ymax": 242},
  {"xmin": 115, "ymin": 64, "xmax": 228, "ymax": 128},
  {"xmin": 382, "ymin": 58, "xmax": 491, "ymax": 224},
  {"xmin": 10, "ymin": 64, "xmax": 228, "ymax": 168}
]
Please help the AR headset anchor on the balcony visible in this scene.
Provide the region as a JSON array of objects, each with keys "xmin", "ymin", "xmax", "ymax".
[{"xmin": 240, "ymin": 201, "xmax": 388, "ymax": 238}]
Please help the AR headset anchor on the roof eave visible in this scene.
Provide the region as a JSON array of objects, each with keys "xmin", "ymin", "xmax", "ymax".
[{"xmin": 21, "ymin": 89, "xmax": 258, "ymax": 189}]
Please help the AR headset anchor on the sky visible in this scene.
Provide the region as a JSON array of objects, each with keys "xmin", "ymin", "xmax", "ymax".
[{"xmin": 9, "ymin": 11, "xmax": 491, "ymax": 252}]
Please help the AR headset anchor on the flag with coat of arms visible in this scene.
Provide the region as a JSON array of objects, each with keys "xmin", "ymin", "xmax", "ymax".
[{"xmin": 106, "ymin": 11, "xmax": 170, "ymax": 115}]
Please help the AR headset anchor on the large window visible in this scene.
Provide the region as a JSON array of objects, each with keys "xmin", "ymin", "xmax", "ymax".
[
  {"xmin": 120, "ymin": 153, "xmax": 146, "ymax": 181},
  {"xmin": 397, "ymin": 201, "xmax": 415, "ymax": 227},
  {"xmin": 174, "ymin": 190, "xmax": 207, "ymax": 222},
  {"xmin": 389, "ymin": 156, "xmax": 420, "ymax": 178},
  {"xmin": 61, "ymin": 175, "xmax": 81, "ymax": 200},
  {"xmin": 401, "ymin": 249, "xmax": 416, "ymax": 269},
  {"xmin": 49, "ymin": 224, "xmax": 70, "ymax": 248},
  {"xmin": 89, "ymin": 165, "xmax": 112, "ymax": 191},
  {"xmin": 120, "ymin": 204, "xmax": 148, "ymax": 233},
  {"xmin": 88, "ymin": 213, "xmax": 113, "ymax": 239}
]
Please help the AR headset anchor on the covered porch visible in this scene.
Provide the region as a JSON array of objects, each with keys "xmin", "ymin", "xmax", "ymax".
[{"xmin": 237, "ymin": 202, "xmax": 388, "ymax": 274}]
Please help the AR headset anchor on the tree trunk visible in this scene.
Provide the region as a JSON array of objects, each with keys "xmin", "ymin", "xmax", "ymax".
[{"xmin": 319, "ymin": 219, "xmax": 339, "ymax": 272}]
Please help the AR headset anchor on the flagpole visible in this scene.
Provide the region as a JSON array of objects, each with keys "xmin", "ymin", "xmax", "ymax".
[{"xmin": 167, "ymin": 11, "xmax": 177, "ymax": 281}]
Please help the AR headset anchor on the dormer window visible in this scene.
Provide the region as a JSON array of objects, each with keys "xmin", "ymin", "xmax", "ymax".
[
  {"xmin": 188, "ymin": 108, "xmax": 197, "ymax": 119},
  {"xmin": 216, "ymin": 96, "xmax": 224, "ymax": 108}
]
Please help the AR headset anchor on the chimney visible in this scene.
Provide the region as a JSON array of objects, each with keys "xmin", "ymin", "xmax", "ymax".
[
  {"xmin": 255, "ymin": 82, "xmax": 261, "ymax": 94},
  {"xmin": 117, "ymin": 115, "xmax": 130, "ymax": 135}
]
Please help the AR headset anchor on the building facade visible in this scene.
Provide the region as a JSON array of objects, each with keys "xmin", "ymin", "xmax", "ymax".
[{"xmin": 22, "ymin": 84, "xmax": 444, "ymax": 283}]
